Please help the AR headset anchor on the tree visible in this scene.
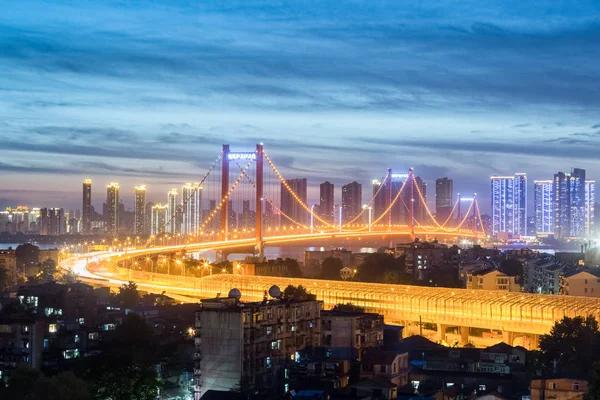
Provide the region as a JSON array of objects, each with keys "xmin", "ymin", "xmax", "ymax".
[
  {"xmin": 585, "ymin": 362, "xmax": 600, "ymax": 400},
  {"xmin": 539, "ymin": 315, "xmax": 600, "ymax": 378},
  {"xmin": 37, "ymin": 258, "xmax": 58, "ymax": 280},
  {"xmin": 15, "ymin": 243, "xmax": 40, "ymax": 273},
  {"xmin": 116, "ymin": 281, "xmax": 141, "ymax": 308},
  {"xmin": 0, "ymin": 365, "xmax": 91, "ymax": 400},
  {"xmin": 58, "ymin": 269, "xmax": 79, "ymax": 284},
  {"xmin": 320, "ymin": 257, "xmax": 343, "ymax": 280},
  {"xmin": 500, "ymin": 258, "xmax": 524, "ymax": 282},
  {"xmin": 87, "ymin": 314, "xmax": 160, "ymax": 400},
  {"xmin": 332, "ymin": 303, "xmax": 365, "ymax": 313},
  {"xmin": 356, "ymin": 253, "xmax": 400, "ymax": 283},
  {"xmin": 0, "ymin": 267, "xmax": 10, "ymax": 290},
  {"xmin": 282, "ymin": 285, "xmax": 316, "ymax": 301},
  {"xmin": 280, "ymin": 258, "xmax": 302, "ymax": 278}
]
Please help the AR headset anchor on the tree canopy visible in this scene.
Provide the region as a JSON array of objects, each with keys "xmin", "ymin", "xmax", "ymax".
[
  {"xmin": 0, "ymin": 366, "xmax": 91, "ymax": 400},
  {"xmin": 539, "ymin": 315, "xmax": 600, "ymax": 378},
  {"xmin": 320, "ymin": 257, "xmax": 343, "ymax": 280},
  {"xmin": 116, "ymin": 281, "xmax": 141, "ymax": 308},
  {"xmin": 356, "ymin": 253, "xmax": 403, "ymax": 283},
  {"xmin": 332, "ymin": 303, "xmax": 365, "ymax": 313},
  {"xmin": 15, "ymin": 243, "xmax": 40, "ymax": 271},
  {"xmin": 36, "ymin": 258, "xmax": 58, "ymax": 281},
  {"xmin": 282, "ymin": 285, "xmax": 316, "ymax": 301}
]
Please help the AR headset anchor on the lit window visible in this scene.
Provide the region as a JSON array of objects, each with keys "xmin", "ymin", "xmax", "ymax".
[
  {"xmin": 266, "ymin": 357, "xmax": 272, "ymax": 369},
  {"xmin": 479, "ymin": 385, "xmax": 486, "ymax": 391},
  {"xmin": 88, "ymin": 332, "xmax": 99, "ymax": 340},
  {"xmin": 412, "ymin": 381, "xmax": 420, "ymax": 389},
  {"xmin": 284, "ymin": 383, "xmax": 289, "ymax": 393},
  {"xmin": 48, "ymin": 324, "xmax": 57, "ymax": 333},
  {"xmin": 43, "ymin": 339, "xmax": 49, "ymax": 349},
  {"xmin": 74, "ymin": 334, "xmax": 80, "ymax": 343},
  {"xmin": 549, "ymin": 382, "xmax": 557, "ymax": 389},
  {"xmin": 78, "ymin": 318, "xmax": 84, "ymax": 325},
  {"xmin": 291, "ymin": 325, "xmax": 296, "ymax": 332},
  {"xmin": 21, "ymin": 325, "xmax": 30, "ymax": 333}
]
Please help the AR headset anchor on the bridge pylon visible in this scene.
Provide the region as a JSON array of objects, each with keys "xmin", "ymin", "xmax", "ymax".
[
  {"xmin": 408, "ymin": 168, "xmax": 415, "ymax": 240},
  {"xmin": 255, "ymin": 143, "xmax": 264, "ymax": 259}
]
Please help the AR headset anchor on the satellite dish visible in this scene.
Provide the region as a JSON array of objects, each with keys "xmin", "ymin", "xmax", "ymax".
[
  {"xmin": 268, "ymin": 285, "xmax": 282, "ymax": 299},
  {"xmin": 228, "ymin": 288, "xmax": 242, "ymax": 300}
]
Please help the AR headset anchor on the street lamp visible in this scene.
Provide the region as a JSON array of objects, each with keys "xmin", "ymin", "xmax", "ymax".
[{"xmin": 176, "ymin": 259, "xmax": 183, "ymax": 276}]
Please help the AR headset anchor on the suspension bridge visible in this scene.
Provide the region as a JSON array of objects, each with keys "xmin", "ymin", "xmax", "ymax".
[{"xmin": 61, "ymin": 144, "xmax": 600, "ymax": 349}]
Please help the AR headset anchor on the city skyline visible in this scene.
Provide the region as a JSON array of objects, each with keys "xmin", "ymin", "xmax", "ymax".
[{"xmin": 2, "ymin": 1, "xmax": 600, "ymax": 211}]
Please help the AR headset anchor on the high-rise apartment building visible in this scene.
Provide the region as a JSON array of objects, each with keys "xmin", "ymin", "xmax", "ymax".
[
  {"xmin": 341, "ymin": 181, "xmax": 362, "ymax": 224},
  {"xmin": 490, "ymin": 174, "xmax": 527, "ymax": 237},
  {"xmin": 105, "ymin": 183, "xmax": 119, "ymax": 237},
  {"xmin": 151, "ymin": 204, "xmax": 168, "ymax": 235},
  {"xmin": 280, "ymin": 178, "xmax": 307, "ymax": 225},
  {"xmin": 134, "ymin": 185, "xmax": 146, "ymax": 236},
  {"xmin": 82, "ymin": 179, "xmax": 92, "ymax": 235},
  {"xmin": 182, "ymin": 183, "xmax": 202, "ymax": 236},
  {"xmin": 39, "ymin": 208, "xmax": 65, "ymax": 236},
  {"xmin": 319, "ymin": 181, "xmax": 334, "ymax": 223},
  {"xmin": 534, "ymin": 180, "xmax": 553, "ymax": 235},
  {"xmin": 167, "ymin": 189, "xmax": 179, "ymax": 234},
  {"xmin": 553, "ymin": 168, "xmax": 587, "ymax": 239},
  {"xmin": 435, "ymin": 177, "xmax": 453, "ymax": 224},
  {"xmin": 585, "ymin": 180, "xmax": 596, "ymax": 237}
]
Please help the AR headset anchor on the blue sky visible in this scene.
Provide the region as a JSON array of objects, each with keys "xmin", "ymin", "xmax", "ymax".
[{"xmin": 1, "ymin": 0, "xmax": 600, "ymax": 212}]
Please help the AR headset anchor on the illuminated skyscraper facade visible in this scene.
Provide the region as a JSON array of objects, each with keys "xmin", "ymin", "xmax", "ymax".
[
  {"xmin": 39, "ymin": 208, "xmax": 65, "ymax": 236},
  {"xmin": 151, "ymin": 204, "xmax": 168, "ymax": 235},
  {"xmin": 491, "ymin": 174, "xmax": 527, "ymax": 237},
  {"xmin": 167, "ymin": 189, "xmax": 179, "ymax": 233},
  {"xmin": 82, "ymin": 179, "xmax": 92, "ymax": 234},
  {"xmin": 341, "ymin": 181, "xmax": 362, "ymax": 224},
  {"xmin": 182, "ymin": 183, "xmax": 202, "ymax": 236},
  {"xmin": 105, "ymin": 183, "xmax": 119, "ymax": 237},
  {"xmin": 435, "ymin": 177, "xmax": 453, "ymax": 224},
  {"xmin": 585, "ymin": 180, "xmax": 595, "ymax": 237},
  {"xmin": 534, "ymin": 180, "xmax": 553, "ymax": 235},
  {"xmin": 319, "ymin": 181, "xmax": 334, "ymax": 223},
  {"xmin": 134, "ymin": 185, "xmax": 146, "ymax": 235},
  {"xmin": 280, "ymin": 178, "xmax": 307, "ymax": 225},
  {"xmin": 553, "ymin": 168, "xmax": 587, "ymax": 239}
]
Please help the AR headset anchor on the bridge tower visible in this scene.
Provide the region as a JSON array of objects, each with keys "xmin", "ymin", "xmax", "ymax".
[
  {"xmin": 408, "ymin": 168, "xmax": 415, "ymax": 239},
  {"xmin": 255, "ymin": 143, "xmax": 264, "ymax": 259},
  {"xmin": 221, "ymin": 144, "xmax": 230, "ymax": 242},
  {"xmin": 386, "ymin": 168, "xmax": 392, "ymax": 232},
  {"xmin": 472, "ymin": 193, "xmax": 478, "ymax": 240},
  {"xmin": 457, "ymin": 193, "xmax": 461, "ymax": 228}
]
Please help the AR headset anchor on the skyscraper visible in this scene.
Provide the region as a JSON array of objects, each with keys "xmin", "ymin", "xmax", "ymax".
[
  {"xmin": 39, "ymin": 208, "xmax": 65, "ymax": 236},
  {"xmin": 412, "ymin": 176, "xmax": 427, "ymax": 224},
  {"xmin": 534, "ymin": 180, "xmax": 553, "ymax": 235},
  {"xmin": 105, "ymin": 183, "xmax": 119, "ymax": 237},
  {"xmin": 134, "ymin": 185, "xmax": 146, "ymax": 235},
  {"xmin": 435, "ymin": 178, "xmax": 453, "ymax": 224},
  {"xmin": 167, "ymin": 189, "xmax": 178, "ymax": 233},
  {"xmin": 280, "ymin": 178, "xmax": 307, "ymax": 225},
  {"xmin": 553, "ymin": 168, "xmax": 586, "ymax": 239},
  {"xmin": 585, "ymin": 180, "xmax": 595, "ymax": 237},
  {"xmin": 182, "ymin": 183, "xmax": 202, "ymax": 236},
  {"xmin": 151, "ymin": 204, "xmax": 168, "ymax": 235},
  {"xmin": 491, "ymin": 174, "xmax": 527, "ymax": 237},
  {"xmin": 341, "ymin": 181, "xmax": 362, "ymax": 224},
  {"xmin": 514, "ymin": 173, "xmax": 527, "ymax": 236},
  {"xmin": 82, "ymin": 179, "xmax": 92, "ymax": 234},
  {"xmin": 319, "ymin": 181, "xmax": 334, "ymax": 223}
]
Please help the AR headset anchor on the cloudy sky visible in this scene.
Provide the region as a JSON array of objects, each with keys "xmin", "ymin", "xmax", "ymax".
[{"xmin": 1, "ymin": 0, "xmax": 599, "ymax": 213}]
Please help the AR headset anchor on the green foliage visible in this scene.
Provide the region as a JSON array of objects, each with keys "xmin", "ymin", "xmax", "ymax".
[
  {"xmin": 116, "ymin": 281, "xmax": 141, "ymax": 308},
  {"xmin": 92, "ymin": 364, "xmax": 160, "ymax": 400},
  {"xmin": 332, "ymin": 303, "xmax": 365, "ymax": 313},
  {"xmin": 0, "ymin": 267, "xmax": 11, "ymax": 290},
  {"xmin": 36, "ymin": 258, "xmax": 58, "ymax": 281},
  {"xmin": 58, "ymin": 269, "xmax": 79, "ymax": 284},
  {"xmin": 500, "ymin": 258, "xmax": 524, "ymax": 282},
  {"xmin": 15, "ymin": 243, "xmax": 40, "ymax": 270},
  {"xmin": 585, "ymin": 362, "xmax": 600, "ymax": 400},
  {"xmin": 539, "ymin": 315, "xmax": 600, "ymax": 378},
  {"xmin": 277, "ymin": 257, "xmax": 302, "ymax": 277},
  {"xmin": 320, "ymin": 257, "xmax": 343, "ymax": 280},
  {"xmin": 356, "ymin": 253, "xmax": 404, "ymax": 283},
  {"xmin": 1, "ymin": 365, "xmax": 91, "ymax": 400},
  {"xmin": 282, "ymin": 285, "xmax": 316, "ymax": 301}
]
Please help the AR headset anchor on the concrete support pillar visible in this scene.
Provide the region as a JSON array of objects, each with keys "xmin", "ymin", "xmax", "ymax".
[
  {"xmin": 437, "ymin": 324, "xmax": 449, "ymax": 343},
  {"xmin": 502, "ymin": 331, "xmax": 514, "ymax": 346},
  {"xmin": 460, "ymin": 326, "xmax": 469, "ymax": 346},
  {"xmin": 530, "ymin": 334, "xmax": 539, "ymax": 350}
]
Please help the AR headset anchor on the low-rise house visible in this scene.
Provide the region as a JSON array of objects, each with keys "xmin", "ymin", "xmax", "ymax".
[{"xmin": 530, "ymin": 378, "xmax": 587, "ymax": 400}]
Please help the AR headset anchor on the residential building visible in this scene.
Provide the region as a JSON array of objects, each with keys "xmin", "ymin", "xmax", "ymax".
[
  {"xmin": 553, "ymin": 168, "xmax": 586, "ymax": 239},
  {"xmin": 585, "ymin": 180, "xmax": 595, "ymax": 237},
  {"xmin": 561, "ymin": 269, "xmax": 600, "ymax": 297},
  {"xmin": 522, "ymin": 255, "xmax": 569, "ymax": 294},
  {"xmin": 194, "ymin": 289, "xmax": 321, "ymax": 398},
  {"xmin": 465, "ymin": 267, "xmax": 520, "ymax": 292},
  {"xmin": 39, "ymin": 208, "xmax": 65, "ymax": 236},
  {"xmin": 281, "ymin": 178, "xmax": 308, "ymax": 225},
  {"xmin": 182, "ymin": 183, "xmax": 202, "ymax": 236},
  {"xmin": 321, "ymin": 310, "xmax": 383, "ymax": 360},
  {"xmin": 534, "ymin": 180, "xmax": 553, "ymax": 235},
  {"xmin": 105, "ymin": 183, "xmax": 119, "ymax": 237},
  {"xmin": 167, "ymin": 189, "xmax": 179, "ymax": 234},
  {"xmin": 82, "ymin": 179, "xmax": 92, "ymax": 235},
  {"xmin": 134, "ymin": 185, "xmax": 146, "ymax": 236},
  {"xmin": 341, "ymin": 181, "xmax": 362, "ymax": 225},
  {"xmin": 490, "ymin": 174, "xmax": 527, "ymax": 237},
  {"xmin": 360, "ymin": 348, "xmax": 409, "ymax": 387},
  {"xmin": 530, "ymin": 378, "xmax": 587, "ymax": 400},
  {"xmin": 319, "ymin": 181, "xmax": 334, "ymax": 223},
  {"xmin": 395, "ymin": 239, "xmax": 448, "ymax": 280},
  {"xmin": 435, "ymin": 177, "xmax": 453, "ymax": 225},
  {"xmin": 151, "ymin": 204, "xmax": 168, "ymax": 235}
]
